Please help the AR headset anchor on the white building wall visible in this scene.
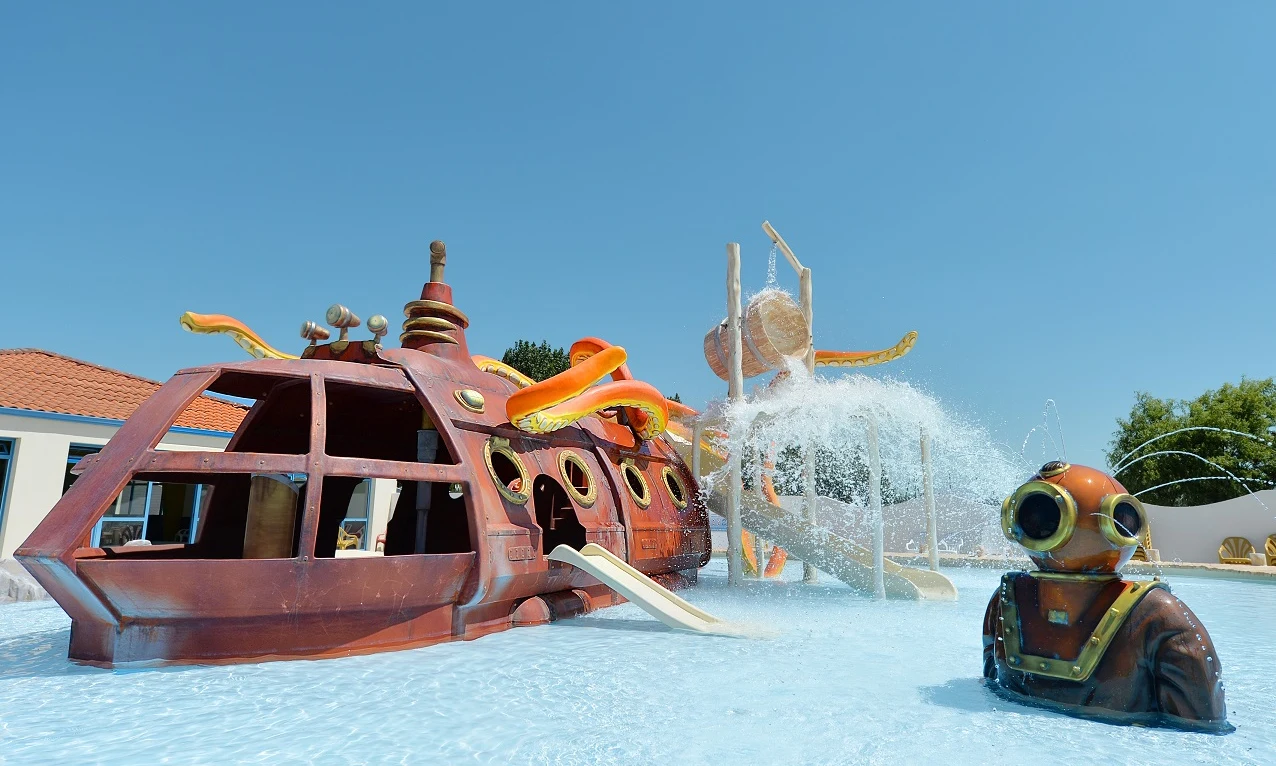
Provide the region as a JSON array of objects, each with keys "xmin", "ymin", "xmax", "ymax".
[
  {"xmin": 1145, "ymin": 490, "xmax": 1276, "ymax": 564},
  {"xmin": 367, "ymin": 478, "xmax": 400, "ymax": 552},
  {"xmin": 0, "ymin": 412, "xmax": 228, "ymax": 559}
]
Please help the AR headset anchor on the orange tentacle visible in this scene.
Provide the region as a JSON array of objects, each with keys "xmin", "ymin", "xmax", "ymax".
[
  {"xmin": 814, "ymin": 331, "xmax": 917, "ymax": 369},
  {"xmin": 505, "ymin": 341, "xmax": 669, "ymax": 440}
]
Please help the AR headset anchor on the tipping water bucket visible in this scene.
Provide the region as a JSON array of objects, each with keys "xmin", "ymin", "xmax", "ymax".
[{"xmin": 703, "ymin": 290, "xmax": 810, "ymax": 380}]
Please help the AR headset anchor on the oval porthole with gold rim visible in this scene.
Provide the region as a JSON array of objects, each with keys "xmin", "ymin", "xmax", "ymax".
[
  {"xmin": 558, "ymin": 450, "xmax": 597, "ymax": 507},
  {"xmin": 621, "ymin": 460, "xmax": 651, "ymax": 509},
  {"xmin": 484, "ymin": 438, "xmax": 530, "ymax": 505},
  {"xmin": 661, "ymin": 465, "xmax": 688, "ymax": 510}
]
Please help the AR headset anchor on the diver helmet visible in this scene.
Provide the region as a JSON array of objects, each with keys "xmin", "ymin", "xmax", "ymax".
[{"xmin": 1001, "ymin": 462, "xmax": 1147, "ymax": 573}]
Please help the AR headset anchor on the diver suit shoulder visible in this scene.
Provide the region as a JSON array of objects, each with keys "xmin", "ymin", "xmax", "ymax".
[{"xmin": 1126, "ymin": 585, "xmax": 1231, "ymax": 731}]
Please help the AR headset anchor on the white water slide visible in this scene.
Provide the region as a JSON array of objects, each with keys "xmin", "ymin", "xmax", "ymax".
[{"xmin": 546, "ymin": 543, "xmax": 744, "ymax": 636}]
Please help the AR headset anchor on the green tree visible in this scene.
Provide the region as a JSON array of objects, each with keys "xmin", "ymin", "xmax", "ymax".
[
  {"xmin": 501, "ymin": 340, "xmax": 570, "ymax": 383},
  {"xmin": 1105, "ymin": 378, "xmax": 1276, "ymax": 506},
  {"xmin": 666, "ymin": 393, "xmax": 682, "ymax": 403}
]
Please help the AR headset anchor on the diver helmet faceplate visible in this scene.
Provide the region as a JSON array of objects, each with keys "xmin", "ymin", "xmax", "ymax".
[{"xmin": 1001, "ymin": 462, "xmax": 1147, "ymax": 573}]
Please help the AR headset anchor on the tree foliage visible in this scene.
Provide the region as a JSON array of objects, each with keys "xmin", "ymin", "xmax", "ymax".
[
  {"xmin": 501, "ymin": 340, "xmax": 570, "ymax": 383},
  {"xmin": 1105, "ymin": 378, "xmax": 1276, "ymax": 506}
]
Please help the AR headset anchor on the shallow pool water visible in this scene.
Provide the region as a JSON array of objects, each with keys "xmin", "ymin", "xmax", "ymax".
[{"xmin": 0, "ymin": 562, "xmax": 1272, "ymax": 765}]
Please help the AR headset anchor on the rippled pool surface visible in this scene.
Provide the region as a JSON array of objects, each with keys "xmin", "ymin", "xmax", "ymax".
[{"xmin": 1, "ymin": 562, "xmax": 1272, "ymax": 764}]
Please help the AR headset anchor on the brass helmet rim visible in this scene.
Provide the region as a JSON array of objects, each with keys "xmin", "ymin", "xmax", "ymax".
[
  {"xmin": 1001, "ymin": 480, "xmax": 1078, "ymax": 552},
  {"xmin": 1097, "ymin": 493, "xmax": 1147, "ymax": 548}
]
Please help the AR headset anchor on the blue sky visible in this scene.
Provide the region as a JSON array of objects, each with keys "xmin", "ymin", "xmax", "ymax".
[{"xmin": 3, "ymin": 3, "xmax": 1273, "ymax": 470}]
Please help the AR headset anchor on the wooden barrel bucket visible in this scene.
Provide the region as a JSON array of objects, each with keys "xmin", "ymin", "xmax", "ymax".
[{"xmin": 703, "ymin": 290, "xmax": 809, "ymax": 380}]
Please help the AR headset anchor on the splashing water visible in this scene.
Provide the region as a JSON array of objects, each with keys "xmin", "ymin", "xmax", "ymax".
[
  {"xmin": 1115, "ymin": 449, "xmax": 1273, "ymax": 513},
  {"xmin": 1019, "ymin": 399, "xmax": 1068, "ymax": 465},
  {"xmin": 1110, "ymin": 425, "xmax": 1276, "ymax": 474},
  {"xmin": 765, "ymin": 241, "xmax": 779, "ymax": 287},
  {"xmin": 712, "ymin": 363, "xmax": 1026, "ymax": 555},
  {"xmin": 1135, "ymin": 475, "xmax": 1276, "ymax": 498}
]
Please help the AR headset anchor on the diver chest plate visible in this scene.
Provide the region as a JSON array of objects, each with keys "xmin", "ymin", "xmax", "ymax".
[{"xmin": 997, "ymin": 572, "xmax": 1167, "ymax": 682}]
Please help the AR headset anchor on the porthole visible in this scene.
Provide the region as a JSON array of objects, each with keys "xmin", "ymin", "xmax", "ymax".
[
  {"xmin": 558, "ymin": 450, "xmax": 597, "ymax": 507},
  {"xmin": 621, "ymin": 460, "xmax": 651, "ymax": 509},
  {"xmin": 661, "ymin": 466, "xmax": 688, "ymax": 509},
  {"xmin": 484, "ymin": 439, "xmax": 530, "ymax": 505}
]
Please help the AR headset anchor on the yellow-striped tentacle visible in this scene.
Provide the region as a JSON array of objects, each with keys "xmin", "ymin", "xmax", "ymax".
[
  {"xmin": 814, "ymin": 331, "xmax": 917, "ymax": 369},
  {"xmin": 472, "ymin": 355, "xmax": 536, "ymax": 389},
  {"xmin": 179, "ymin": 312, "xmax": 299, "ymax": 360},
  {"xmin": 506, "ymin": 343, "xmax": 669, "ymax": 440},
  {"xmin": 513, "ymin": 390, "xmax": 668, "ymax": 439}
]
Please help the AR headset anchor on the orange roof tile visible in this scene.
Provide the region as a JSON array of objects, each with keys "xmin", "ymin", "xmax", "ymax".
[{"xmin": 0, "ymin": 349, "xmax": 246, "ymax": 434}]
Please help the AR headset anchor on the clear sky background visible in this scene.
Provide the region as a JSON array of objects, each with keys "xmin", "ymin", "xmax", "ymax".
[{"xmin": 3, "ymin": 3, "xmax": 1273, "ymax": 470}]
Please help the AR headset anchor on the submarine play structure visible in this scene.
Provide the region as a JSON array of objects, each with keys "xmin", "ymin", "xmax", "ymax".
[
  {"xmin": 17, "ymin": 242, "xmax": 725, "ymax": 665},
  {"xmin": 16, "ymin": 238, "xmax": 950, "ymax": 667}
]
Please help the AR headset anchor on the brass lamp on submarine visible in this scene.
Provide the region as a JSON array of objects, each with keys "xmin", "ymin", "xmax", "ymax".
[{"xmin": 983, "ymin": 461, "xmax": 1230, "ymax": 732}]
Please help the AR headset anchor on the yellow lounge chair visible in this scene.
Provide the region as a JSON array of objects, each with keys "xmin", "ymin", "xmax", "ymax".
[
  {"xmin": 1218, "ymin": 536, "xmax": 1255, "ymax": 565},
  {"xmin": 336, "ymin": 526, "xmax": 361, "ymax": 551},
  {"xmin": 1266, "ymin": 535, "xmax": 1276, "ymax": 567}
]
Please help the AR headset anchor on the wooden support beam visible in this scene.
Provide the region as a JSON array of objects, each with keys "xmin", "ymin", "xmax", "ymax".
[
  {"xmin": 868, "ymin": 414, "xmax": 885, "ymax": 599},
  {"xmin": 761, "ymin": 220, "xmax": 804, "ymax": 274},
  {"xmin": 922, "ymin": 428, "xmax": 939, "ymax": 572}
]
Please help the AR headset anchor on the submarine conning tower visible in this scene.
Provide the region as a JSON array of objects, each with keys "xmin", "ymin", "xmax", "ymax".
[{"xmin": 400, "ymin": 240, "xmax": 472, "ymax": 362}]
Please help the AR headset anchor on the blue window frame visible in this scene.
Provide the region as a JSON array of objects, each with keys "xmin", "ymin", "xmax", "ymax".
[
  {"xmin": 0, "ymin": 439, "xmax": 14, "ymax": 534},
  {"xmin": 65, "ymin": 445, "xmax": 208, "ymax": 547}
]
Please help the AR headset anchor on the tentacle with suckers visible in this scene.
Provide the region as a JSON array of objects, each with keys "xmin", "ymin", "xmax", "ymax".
[
  {"xmin": 471, "ymin": 355, "xmax": 536, "ymax": 389},
  {"xmin": 814, "ymin": 331, "xmax": 917, "ymax": 368},
  {"xmin": 179, "ymin": 312, "xmax": 299, "ymax": 360},
  {"xmin": 505, "ymin": 340, "xmax": 670, "ymax": 440}
]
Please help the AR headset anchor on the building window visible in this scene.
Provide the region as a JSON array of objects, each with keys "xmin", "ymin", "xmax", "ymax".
[
  {"xmin": 0, "ymin": 439, "xmax": 14, "ymax": 533},
  {"xmin": 339, "ymin": 479, "xmax": 372, "ymax": 551},
  {"xmin": 66, "ymin": 445, "xmax": 210, "ymax": 548},
  {"xmin": 65, "ymin": 445, "xmax": 101, "ymax": 493}
]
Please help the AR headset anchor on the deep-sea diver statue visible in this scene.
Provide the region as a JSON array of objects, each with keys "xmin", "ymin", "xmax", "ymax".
[{"xmin": 984, "ymin": 461, "xmax": 1230, "ymax": 733}]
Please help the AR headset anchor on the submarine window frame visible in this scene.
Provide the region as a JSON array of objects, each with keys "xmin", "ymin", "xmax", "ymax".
[
  {"xmin": 485, "ymin": 439, "xmax": 531, "ymax": 505},
  {"xmin": 557, "ymin": 450, "xmax": 597, "ymax": 507},
  {"xmin": 661, "ymin": 466, "xmax": 688, "ymax": 510},
  {"xmin": 621, "ymin": 460, "xmax": 651, "ymax": 509}
]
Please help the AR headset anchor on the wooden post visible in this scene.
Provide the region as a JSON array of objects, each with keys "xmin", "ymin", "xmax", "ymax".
[
  {"xmin": 799, "ymin": 268, "xmax": 819, "ymax": 584},
  {"xmin": 726, "ymin": 242, "xmax": 745, "ymax": 587},
  {"xmin": 761, "ymin": 221, "xmax": 818, "ymax": 584},
  {"xmin": 868, "ymin": 414, "xmax": 885, "ymax": 599},
  {"xmin": 751, "ymin": 449, "xmax": 765, "ymax": 576},
  {"xmin": 800, "ymin": 267, "xmax": 814, "ymax": 374},
  {"xmin": 921, "ymin": 427, "xmax": 939, "ymax": 572},
  {"xmin": 691, "ymin": 420, "xmax": 704, "ymax": 482}
]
